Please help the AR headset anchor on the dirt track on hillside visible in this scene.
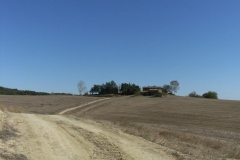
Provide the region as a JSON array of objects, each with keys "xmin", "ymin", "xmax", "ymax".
[
  {"xmin": 0, "ymin": 111, "xmax": 174, "ymax": 160},
  {"xmin": 1, "ymin": 95, "xmax": 239, "ymax": 159}
]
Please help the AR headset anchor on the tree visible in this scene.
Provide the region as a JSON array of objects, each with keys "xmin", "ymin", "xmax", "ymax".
[
  {"xmin": 90, "ymin": 85, "xmax": 100, "ymax": 95},
  {"xmin": 100, "ymin": 80, "xmax": 118, "ymax": 94},
  {"xmin": 120, "ymin": 83, "xmax": 140, "ymax": 95},
  {"xmin": 189, "ymin": 91, "xmax": 197, "ymax": 97},
  {"xmin": 170, "ymin": 80, "xmax": 179, "ymax": 94},
  {"xmin": 90, "ymin": 80, "xmax": 118, "ymax": 95},
  {"xmin": 77, "ymin": 81, "xmax": 87, "ymax": 95},
  {"xmin": 202, "ymin": 91, "xmax": 218, "ymax": 99},
  {"xmin": 162, "ymin": 84, "xmax": 171, "ymax": 93},
  {"xmin": 188, "ymin": 91, "xmax": 201, "ymax": 97}
]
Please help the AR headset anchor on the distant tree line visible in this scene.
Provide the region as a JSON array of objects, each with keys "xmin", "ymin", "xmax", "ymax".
[
  {"xmin": 87, "ymin": 80, "xmax": 181, "ymax": 96},
  {"xmin": 89, "ymin": 80, "xmax": 140, "ymax": 95},
  {"xmin": 51, "ymin": 92, "xmax": 73, "ymax": 95},
  {"xmin": 0, "ymin": 86, "xmax": 50, "ymax": 95}
]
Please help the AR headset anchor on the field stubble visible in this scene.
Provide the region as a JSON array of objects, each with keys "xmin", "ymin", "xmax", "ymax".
[
  {"xmin": 68, "ymin": 96, "xmax": 240, "ymax": 160},
  {"xmin": 0, "ymin": 95, "xmax": 101, "ymax": 114},
  {"xmin": 0, "ymin": 95, "xmax": 240, "ymax": 159}
]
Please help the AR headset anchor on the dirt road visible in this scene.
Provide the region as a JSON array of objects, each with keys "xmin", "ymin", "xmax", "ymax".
[
  {"xmin": 58, "ymin": 98, "xmax": 110, "ymax": 115},
  {"xmin": 0, "ymin": 110, "xmax": 175, "ymax": 160}
]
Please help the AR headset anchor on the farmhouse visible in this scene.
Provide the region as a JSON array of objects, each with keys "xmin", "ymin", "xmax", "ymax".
[{"xmin": 141, "ymin": 86, "xmax": 163, "ymax": 96}]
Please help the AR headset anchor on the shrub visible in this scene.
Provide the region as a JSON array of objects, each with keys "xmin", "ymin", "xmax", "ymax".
[
  {"xmin": 189, "ymin": 91, "xmax": 202, "ymax": 98},
  {"xmin": 202, "ymin": 91, "xmax": 218, "ymax": 99},
  {"xmin": 162, "ymin": 92, "xmax": 168, "ymax": 97},
  {"xmin": 153, "ymin": 93, "xmax": 163, "ymax": 97}
]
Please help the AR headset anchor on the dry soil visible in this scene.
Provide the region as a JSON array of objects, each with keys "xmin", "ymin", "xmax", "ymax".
[{"xmin": 0, "ymin": 95, "xmax": 240, "ymax": 160}]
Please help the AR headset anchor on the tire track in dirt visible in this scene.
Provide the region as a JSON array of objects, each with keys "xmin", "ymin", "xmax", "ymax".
[
  {"xmin": 21, "ymin": 114, "xmax": 88, "ymax": 160},
  {"xmin": 52, "ymin": 115, "xmax": 175, "ymax": 160},
  {"xmin": 0, "ymin": 111, "xmax": 175, "ymax": 160},
  {"xmin": 56, "ymin": 121, "xmax": 128, "ymax": 159},
  {"xmin": 58, "ymin": 98, "xmax": 110, "ymax": 115}
]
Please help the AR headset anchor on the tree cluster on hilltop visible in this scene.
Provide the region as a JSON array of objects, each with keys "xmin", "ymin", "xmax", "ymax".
[
  {"xmin": 188, "ymin": 91, "xmax": 218, "ymax": 99},
  {"xmin": 120, "ymin": 83, "xmax": 140, "ymax": 95},
  {"xmin": 89, "ymin": 81, "xmax": 140, "ymax": 95},
  {"xmin": 202, "ymin": 91, "xmax": 218, "ymax": 99},
  {"xmin": 89, "ymin": 80, "xmax": 118, "ymax": 95},
  {"xmin": 80, "ymin": 80, "xmax": 181, "ymax": 96},
  {"xmin": 88, "ymin": 80, "xmax": 181, "ymax": 96}
]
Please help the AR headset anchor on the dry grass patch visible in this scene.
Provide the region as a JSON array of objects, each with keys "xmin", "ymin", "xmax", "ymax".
[
  {"xmin": 0, "ymin": 149, "xmax": 27, "ymax": 160},
  {"xmin": 0, "ymin": 123, "xmax": 19, "ymax": 142},
  {"xmin": 0, "ymin": 111, "xmax": 19, "ymax": 142},
  {"xmin": 0, "ymin": 111, "xmax": 28, "ymax": 160}
]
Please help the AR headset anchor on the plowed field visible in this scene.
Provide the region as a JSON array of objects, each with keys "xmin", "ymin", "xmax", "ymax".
[{"xmin": 0, "ymin": 95, "xmax": 240, "ymax": 159}]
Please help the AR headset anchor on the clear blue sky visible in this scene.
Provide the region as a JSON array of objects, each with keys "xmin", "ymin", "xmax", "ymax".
[{"xmin": 1, "ymin": 0, "xmax": 240, "ymax": 100}]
